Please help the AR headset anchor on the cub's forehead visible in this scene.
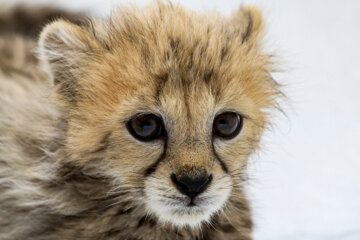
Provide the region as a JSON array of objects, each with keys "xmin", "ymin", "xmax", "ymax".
[
  {"xmin": 81, "ymin": 3, "xmax": 276, "ymax": 121},
  {"xmin": 99, "ymin": 3, "xmax": 242, "ymax": 86},
  {"xmin": 100, "ymin": 16, "xmax": 242, "ymax": 97},
  {"xmin": 94, "ymin": 27, "xmax": 266, "ymax": 120},
  {"xmin": 100, "ymin": 9, "xmax": 266, "ymax": 92},
  {"xmin": 103, "ymin": 31, "xmax": 266, "ymax": 117}
]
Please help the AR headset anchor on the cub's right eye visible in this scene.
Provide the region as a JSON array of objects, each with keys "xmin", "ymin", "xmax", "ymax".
[
  {"xmin": 126, "ymin": 114, "xmax": 165, "ymax": 142},
  {"xmin": 213, "ymin": 112, "xmax": 243, "ymax": 139}
]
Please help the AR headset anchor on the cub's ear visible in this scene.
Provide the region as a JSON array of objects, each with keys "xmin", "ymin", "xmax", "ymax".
[
  {"xmin": 230, "ymin": 6, "xmax": 264, "ymax": 44},
  {"xmin": 38, "ymin": 20, "xmax": 102, "ymax": 102}
]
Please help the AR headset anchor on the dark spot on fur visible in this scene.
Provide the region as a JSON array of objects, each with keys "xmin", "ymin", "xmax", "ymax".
[
  {"xmin": 170, "ymin": 37, "xmax": 179, "ymax": 55},
  {"xmin": 221, "ymin": 224, "xmax": 237, "ymax": 233},
  {"xmin": 195, "ymin": 236, "xmax": 210, "ymax": 240},
  {"xmin": 57, "ymin": 79, "xmax": 79, "ymax": 104},
  {"xmin": 14, "ymin": 133, "xmax": 46, "ymax": 159},
  {"xmin": 114, "ymin": 207, "xmax": 134, "ymax": 216},
  {"xmin": 187, "ymin": 57, "xmax": 194, "ymax": 72},
  {"xmin": 199, "ymin": 46, "xmax": 206, "ymax": 59},
  {"xmin": 242, "ymin": 217, "xmax": 253, "ymax": 230},
  {"xmin": 122, "ymin": 20, "xmax": 140, "ymax": 44},
  {"xmin": 164, "ymin": 50, "xmax": 171, "ymax": 61},
  {"xmin": 137, "ymin": 216, "xmax": 156, "ymax": 228},
  {"xmin": 230, "ymin": 200, "xmax": 253, "ymax": 229},
  {"xmin": 175, "ymin": 231, "xmax": 183, "ymax": 237},
  {"xmin": 220, "ymin": 46, "xmax": 229, "ymax": 63},
  {"xmin": 141, "ymin": 45, "xmax": 150, "ymax": 66},
  {"xmin": 204, "ymin": 69, "xmax": 214, "ymax": 84},
  {"xmin": 103, "ymin": 229, "xmax": 122, "ymax": 238},
  {"xmin": 157, "ymin": 72, "xmax": 169, "ymax": 82},
  {"xmin": 58, "ymin": 162, "xmax": 110, "ymax": 185},
  {"xmin": 155, "ymin": 72, "xmax": 169, "ymax": 104}
]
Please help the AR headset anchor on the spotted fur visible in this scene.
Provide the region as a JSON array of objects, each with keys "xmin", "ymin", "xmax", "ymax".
[{"xmin": 0, "ymin": 1, "xmax": 280, "ymax": 239}]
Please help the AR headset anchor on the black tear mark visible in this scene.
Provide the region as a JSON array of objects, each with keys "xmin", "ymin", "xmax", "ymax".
[
  {"xmin": 211, "ymin": 139, "xmax": 229, "ymax": 173},
  {"xmin": 145, "ymin": 140, "xmax": 167, "ymax": 176}
]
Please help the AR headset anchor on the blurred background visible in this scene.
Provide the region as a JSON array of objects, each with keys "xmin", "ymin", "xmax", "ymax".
[{"xmin": 5, "ymin": 0, "xmax": 360, "ymax": 239}]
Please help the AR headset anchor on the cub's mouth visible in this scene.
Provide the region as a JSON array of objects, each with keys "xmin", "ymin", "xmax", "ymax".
[{"xmin": 144, "ymin": 170, "xmax": 232, "ymax": 227}]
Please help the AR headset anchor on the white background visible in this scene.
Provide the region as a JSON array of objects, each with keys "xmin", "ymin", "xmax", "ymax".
[{"xmin": 6, "ymin": 0, "xmax": 360, "ymax": 239}]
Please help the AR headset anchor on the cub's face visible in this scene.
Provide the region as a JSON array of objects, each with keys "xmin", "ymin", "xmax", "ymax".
[{"xmin": 39, "ymin": 3, "xmax": 278, "ymax": 227}]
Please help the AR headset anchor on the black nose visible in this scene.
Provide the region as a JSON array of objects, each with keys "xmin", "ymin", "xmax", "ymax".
[{"xmin": 171, "ymin": 173, "xmax": 212, "ymax": 198}]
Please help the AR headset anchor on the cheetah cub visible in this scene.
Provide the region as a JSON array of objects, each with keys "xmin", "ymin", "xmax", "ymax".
[{"xmin": 0, "ymin": 1, "xmax": 280, "ymax": 239}]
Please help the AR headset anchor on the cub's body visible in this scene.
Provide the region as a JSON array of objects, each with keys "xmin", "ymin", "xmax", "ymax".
[{"xmin": 0, "ymin": 2, "xmax": 279, "ymax": 239}]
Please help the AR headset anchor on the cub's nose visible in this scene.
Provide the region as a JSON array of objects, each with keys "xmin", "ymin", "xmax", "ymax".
[{"xmin": 171, "ymin": 173, "xmax": 212, "ymax": 198}]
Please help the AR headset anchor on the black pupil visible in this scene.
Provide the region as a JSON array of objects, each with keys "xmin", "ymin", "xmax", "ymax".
[
  {"xmin": 214, "ymin": 112, "xmax": 241, "ymax": 138},
  {"xmin": 129, "ymin": 115, "xmax": 161, "ymax": 140}
]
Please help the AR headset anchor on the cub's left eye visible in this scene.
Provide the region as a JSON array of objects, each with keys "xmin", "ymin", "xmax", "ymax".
[
  {"xmin": 127, "ymin": 114, "xmax": 165, "ymax": 142},
  {"xmin": 213, "ymin": 112, "xmax": 243, "ymax": 139}
]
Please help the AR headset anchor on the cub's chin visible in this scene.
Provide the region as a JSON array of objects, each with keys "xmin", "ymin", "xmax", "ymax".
[
  {"xmin": 144, "ymin": 174, "xmax": 232, "ymax": 227},
  {"xmin": 148, "ymin": 202, "xmax": 219, "ymax": 228}
]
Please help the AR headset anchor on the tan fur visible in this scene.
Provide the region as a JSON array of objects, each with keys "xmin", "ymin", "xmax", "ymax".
[{"xmin": 0, "ymin": 1, "xmax": 280, "ymax": 239}]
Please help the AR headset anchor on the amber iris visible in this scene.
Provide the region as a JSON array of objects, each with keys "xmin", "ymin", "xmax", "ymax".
[
  {"xmin": 127, "ymin": 114, "xmax": 164, "ymax": 141},
  {"xmin": 213, "ymin": 112, "xmax": 243, "ymax": 139}
]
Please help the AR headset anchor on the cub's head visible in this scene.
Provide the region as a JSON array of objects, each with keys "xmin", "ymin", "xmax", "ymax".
[{"xmin": 39, "ymin": 2, "xmax": 279, "ymax": 228}]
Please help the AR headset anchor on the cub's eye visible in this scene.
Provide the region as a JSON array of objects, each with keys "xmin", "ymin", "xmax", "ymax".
[
  {"xmin": 127, "ymin": 114, "xmax": 164, "ymax": 142},
  {"xmin": 213, "ymin": 112, "xmax": 243, "ymax": 139}
]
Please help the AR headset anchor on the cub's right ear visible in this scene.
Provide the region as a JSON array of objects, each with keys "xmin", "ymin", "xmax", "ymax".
[
  {"xmin": 39, "ymin": 20, "xmax": 102, "ymax": 102},
  {"xmin": 230, "ymin": 6, "xmax": 264, "ymax": 45}
]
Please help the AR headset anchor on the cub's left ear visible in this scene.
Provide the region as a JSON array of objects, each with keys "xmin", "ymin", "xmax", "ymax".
[
  {"xmin": 230, "ymin": 6, "xmax": 264, "ymax": 44},
  {"xmin": 39, "ymin": 20, "xmax": 99, "ymax": 84},
  {"xmin": 38, "ymin": 20, "xmax": 104, "ymax": 103}
]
